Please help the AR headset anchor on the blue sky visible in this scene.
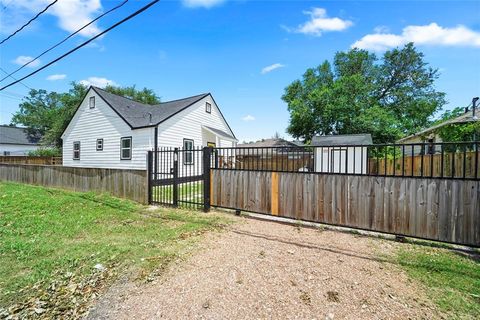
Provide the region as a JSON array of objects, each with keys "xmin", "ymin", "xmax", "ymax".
[{"xmin": 0, "ymin": 0, "xmax": 479, "ymax": 142}]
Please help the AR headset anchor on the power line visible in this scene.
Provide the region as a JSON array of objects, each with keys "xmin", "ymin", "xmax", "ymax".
[
  {"xmin": 0, "ymin": 67, "xmax": 32, "ymax": 90},
  {"xmin": 0, "ymin": 0, "xmax": 58, "ymax": 45},
  {"xmin": 0, "ymin": 0, "xmax": 160, "ymax": 91},
  {"xmin": 0, "ymin": 0, "xmax": 129, "ymax": 83},
  {"xmin": 1, "ymin": 0, "xmax": 15, "ymax": 12}
]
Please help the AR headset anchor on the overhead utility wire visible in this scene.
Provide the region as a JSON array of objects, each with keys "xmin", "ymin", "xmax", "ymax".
[
  {"xmin": 0, "ymin": 0, "xmax": 160, "ymax": 91},
  {"xmin": 0, "ymin": 0, "xmax": 58, "ymax": 45},
  {"xmin": 0, "ymin": 67, "xmax": 32, "ymax": 90},
  {"xmin": 0, "ymin": 0, "xmax": 129, "ymax": 83}
]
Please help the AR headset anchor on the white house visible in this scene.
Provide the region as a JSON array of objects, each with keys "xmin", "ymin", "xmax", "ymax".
[
  {"xmin": 312, "ymin": 134, "xmax": 372, "ymax": 174},
  {"xmin": 61, "ymin": 86, "xmax": 237, "ymax": 169},
  {"xmin": 0, "ymin": 125, "xmax": 41, "ymax": 156}
]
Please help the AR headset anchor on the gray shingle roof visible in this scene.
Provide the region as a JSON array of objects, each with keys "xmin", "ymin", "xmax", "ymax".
[
  {"xmin": 237, "ymin": 138, "xmax": 301, "ymax": 148},
  {"xmin": 92, "ymin": 87, "xmax": 209, "ymax": 129},
  {"xmin": 311, "ymin": 134, "xmax": 373, "ymax": 146},
  {"xmin": 0, "ymin": 125, "xmax": 41, "ymax": 145}
]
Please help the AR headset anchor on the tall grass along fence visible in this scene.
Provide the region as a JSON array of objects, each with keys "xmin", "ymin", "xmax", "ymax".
[
  {"xmin": 210, "ymin": 141, "xmax": 480, "ymax": 247},
  {"xmin": 0, "ymin": 163, "xmax": 147, "ymax": 204},
  {"xmin": 0, "ymin": 156, "xmax": 62, "ymax": 166}
]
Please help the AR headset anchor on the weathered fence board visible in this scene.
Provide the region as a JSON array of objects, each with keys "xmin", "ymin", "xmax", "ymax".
[
  {"xmin": 368, "ymin": 151, "xmax": 480, "ymax": 178},
  {"xmin": 211, "ymin": 169, "xmax": 480, "ymax": 246},
  {"xmin": 0, "ymin": 156, "xmax": 62, "ymax": 165},
  {"xmin": 0, "ymin": 164, "xmax": 147, "ymax": 204}
]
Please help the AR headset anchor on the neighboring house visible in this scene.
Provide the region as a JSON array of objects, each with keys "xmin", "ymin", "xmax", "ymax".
[
  {"xmin": 62, "ymin": 86, "xmax": 237, "ymax": 169},
  {"xmin": 397, "ymin": 106, "xmax": 479, "ymax": 155},
  {"xmin": 234, "ymin": 138, "xmax": 312, "ymax": 171},
  {"xmin": 0, "ymin": 125, "xmax": 41, "ymax": 156},
  {"xmin": 311, "ymin": 134, "xmax": 372, "ymax": 174},
  {"xmin": 237, "ymin": 138, "xmax": 305, "ymax": 155}
]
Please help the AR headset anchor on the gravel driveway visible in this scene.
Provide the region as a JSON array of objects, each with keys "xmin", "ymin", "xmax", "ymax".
[{"xmin": 87, "ymin": 213, "xmax": 441, "ymax": 319}]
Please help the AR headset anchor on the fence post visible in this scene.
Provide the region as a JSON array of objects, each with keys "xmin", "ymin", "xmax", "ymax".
[
  {"xmin": 203, "ymin": 147, "xmax": 212, "ymax": 212},
  {"xmin": 147, "ymin": 151, "xmax": 153, "ymax": 204},
  {"xmin": 173, "ymin": 148, "xmax": 179, "ymax": 207}
]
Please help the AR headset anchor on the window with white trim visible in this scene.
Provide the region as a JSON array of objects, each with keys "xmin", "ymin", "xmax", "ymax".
[
  {"xmin": 120, "ymin": 137, "xmax": 132, "ymax": 160},
  {"xmin": 205, "ymin": 102, "xmax": 211, "ymax": 113},
  {"xmin": 183, "ymin": 139, "xmax": 194, "ymax": 164},
  {"xmin": 96, "ymin": 139, "xmax": 103, "ymax": 151},
  {"xmin": 73, "ymin": 141, "xmax": 80, "ymax": 160},
  {"xmin": 89, "ymin": 96, "xmax": 95, "ymax": 109}
]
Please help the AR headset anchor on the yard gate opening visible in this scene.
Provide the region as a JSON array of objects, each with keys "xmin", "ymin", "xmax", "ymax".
[{"xmin": 148, "ymin": 147, "xmax": 211, "ymax": 210}]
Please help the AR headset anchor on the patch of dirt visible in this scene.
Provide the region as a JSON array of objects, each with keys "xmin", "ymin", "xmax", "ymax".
[{"xmin": 86, "ymin": 214, "xmax": 442, "ymax": 319}]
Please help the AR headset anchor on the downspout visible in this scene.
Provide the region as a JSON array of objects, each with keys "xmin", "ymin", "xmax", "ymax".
[{"xmin": 154, "ymin": 125, "xmax": 158, "ymax": 175}]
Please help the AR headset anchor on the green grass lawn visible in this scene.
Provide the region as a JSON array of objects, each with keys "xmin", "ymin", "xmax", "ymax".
[
  {"xmin": 152, "ymin": 181, "xmax": 204, "ymax": 205},
  {"xmin": 396, "ymin": 244, "xmax": 480, "ymax": 318},
  {"xmin": 0, "ymin": 181, "xmax": 229, "ymax": 318}
]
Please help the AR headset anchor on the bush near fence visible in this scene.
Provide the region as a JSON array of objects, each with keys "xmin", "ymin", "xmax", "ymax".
[
  {"xmin": 0, "ymin": 163, "xmax": 147, "ymax": 204},
  {"xmin": 0, "ymin": 156, "xmax": 62, "ymax": 166}
]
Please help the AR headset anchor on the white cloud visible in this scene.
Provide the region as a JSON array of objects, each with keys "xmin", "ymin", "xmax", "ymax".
[
  {"xmin": 285, "ymin": 7, "xmax": 353, "ymax": 36},
  {"xmin": 13, "ymin": 56, "xmax": 40, "ymax": 67},
  {"xmin": 3, "ymin": 0, "xmax": 102, "ymax": 37},
  {"xmin": 352, "ymin": 23, "xmax": 480, "ymax": 51},
  {"xmin": 242, "ymin": 115, "xmax": 255, "ymax": 121},
  {"xmin": 46, "ymin": 74, "xmax": 66, "ymax": 81},
  {"xmin": 79, "ymin": 77, "xmax": 118, "ymax": 88},
  {"xmin": 182, "ymin": 0, "xmax": 225, "ymax": 9},
  {"xmin": 261, "ymin": 63, "xmax": 285, "ymax": 74}
]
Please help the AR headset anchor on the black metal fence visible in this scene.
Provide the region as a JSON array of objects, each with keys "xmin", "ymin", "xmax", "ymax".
[
  {"xmin": 213, "ymin": 141, "xmax": 480, "ymax": 180},
  {"xmin": 148, "ymin": 147, "xmax": 210, "ymax": 209}
]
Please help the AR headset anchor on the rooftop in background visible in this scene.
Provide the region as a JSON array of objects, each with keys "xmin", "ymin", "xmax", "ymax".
[
  {"xmin": 311, "ymin": 134, "xmax": 373, "ymax": 146},
  {"xmin": 0, "ymin": 125, "xmax": 41, "ymax": 145},
  {"xmin": 398, "ymin": 107, "xmax": 479, "ymax": 142},
  {"xmin": 238, "ymin": 138, "xmax": 302, "ymax": 148}
]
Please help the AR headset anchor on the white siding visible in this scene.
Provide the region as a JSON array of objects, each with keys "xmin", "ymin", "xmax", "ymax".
[
  {"xmin": 62, "ymin": 89, "xmax": 154, "ymax": 169},
  {"xmin": 156, "ymin": 95, "xmax": 236, "ymax": 149},
  {"xmin": 0, "ymin": 144, "xmax": 39, "ymax": 156},
  {"xmin": 315, "ymin": 146, "xmax": 368, "ymax": 174}
]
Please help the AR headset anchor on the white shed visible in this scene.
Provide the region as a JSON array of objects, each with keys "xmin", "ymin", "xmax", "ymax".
[{"xmin": 311, "ymin": 134, "xmax": 372, "ymax": 174}]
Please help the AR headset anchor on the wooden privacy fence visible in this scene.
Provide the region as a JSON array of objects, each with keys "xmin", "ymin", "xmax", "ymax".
[
  {"xmin": 368, "ymin": 151, "xmax": 480, "ymax": 178},
  {"xmin": 210, "ymin": 170, "xmax": 480, "ymax": 247},
  {"xmin": 231, "ymin": 154, "xmax": 314, "ymax": 172},
  {"xmin": 0, "ymin": 156, "xmax": 62, "ymax": 166},
  {"xmin": 0, "ymin": 163, "xmax": 147, "ymax": 204}
]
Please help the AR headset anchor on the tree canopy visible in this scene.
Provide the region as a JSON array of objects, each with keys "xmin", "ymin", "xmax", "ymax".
[
  {"xmin": 11, "ymin": 83, "xmax": 160, "ymax": 148},
  {"xmin": 282, "ymin": 43, "xmax": 446, "ymax": 143}
]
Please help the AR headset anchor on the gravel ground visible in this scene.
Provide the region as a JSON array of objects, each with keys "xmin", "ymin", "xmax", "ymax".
[{"xmin": 86, "ymin": 213, "xmax": 442, "ymax": 320}]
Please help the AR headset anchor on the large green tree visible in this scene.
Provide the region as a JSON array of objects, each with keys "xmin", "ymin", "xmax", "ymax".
[
  {"xmin": 12, "ymin": 83, "xmax": 160, "ymax": 148},
  {"xmin": 282, "ymin": 43, "xmax": 446, "ymax": 143}
]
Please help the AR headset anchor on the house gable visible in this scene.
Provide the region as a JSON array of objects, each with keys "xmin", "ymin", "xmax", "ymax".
[
  {"xmin": 156, "ymin": 94, "xmax": 237, "ymax": 149},
  {"xmin": 62, "ymin": 88, "xmax": 153, "ymax": 169}
]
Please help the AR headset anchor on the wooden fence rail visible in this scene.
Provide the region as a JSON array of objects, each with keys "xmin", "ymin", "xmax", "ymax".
[
  {"xmin": 0, "ymin": 156, "xmax": 62, "ymax": 166},
  {"xmin": 368, "ymin": 151, "xmax": 479, "ymax": 178},
  {"xmin": 0, "ymin": 164, "xmax": 147, "ymax": 204},
  {"xmin": 211, "ymin": 170, "xmax": 480, "ymax": 247}
]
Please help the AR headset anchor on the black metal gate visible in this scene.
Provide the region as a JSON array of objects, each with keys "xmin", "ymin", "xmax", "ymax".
[{"xmin": 148, "ymin": 147, "xmax": 211, "ymax": 211}]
